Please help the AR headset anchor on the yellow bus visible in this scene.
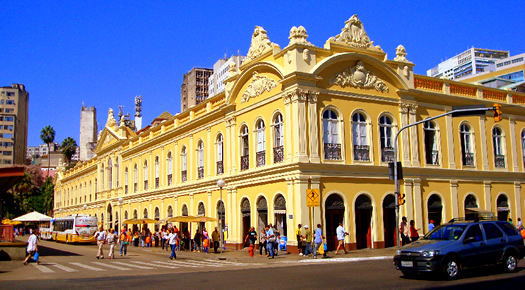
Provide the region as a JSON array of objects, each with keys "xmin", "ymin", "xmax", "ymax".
[{"xmin": 52, "ymin": 215, "xmax": 97, "ymax": 244}]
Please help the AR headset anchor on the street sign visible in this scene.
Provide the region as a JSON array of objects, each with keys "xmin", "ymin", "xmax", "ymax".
[{"xmin": 306, "ymin": 189, "xmax": 320, "ymax": 207}]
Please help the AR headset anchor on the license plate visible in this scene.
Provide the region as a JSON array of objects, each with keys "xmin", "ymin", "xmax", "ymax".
[{"xmin": 401, "ymin": 261, "xmax": 413, "ymax": 267}]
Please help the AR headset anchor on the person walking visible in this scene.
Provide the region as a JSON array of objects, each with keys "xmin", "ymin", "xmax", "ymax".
[
  {"xmin": 335, "ymin": 222, "xmax": 349, "ymax": 255},
  {"xmin": 265, "ymin": 225, "xmax": 275, "ymax": 259},
  {"xmin": 303, "ymin": 225, "xmax": 312, "ymax": 257},
  {"xmin": 119, "ymin": 229, "xmax": 128, "ymax": 256},
  {"xmin": 212, "ymin": 227, "xmax": 220, "ymax": 253},
  {"xmin": 296, "ymin": 224, "xmax": 303, "ymax": 255},
  {"xmin": 428, "ymin": 220, "xmax": 435, "ymax": 232},
  {"xmin": 167, "ymin": 228, "xmax": 178, "ymax": 260},
  {"xmin": 399, "ymin": 217, "xmax": 410, "ymax": 246},
  {"xmin": 259, "ymin": 227, "xmax": 267, "ymax": 257},
  {"xmin": 244, "ymin": 227, "xmax": 257, "ymax": 257},
  {"xmin": 107, "ymin": 228, "xmax": 117, "ymax": 259},
  {"xmin": 94, "ymin": 226, "xmax": 106, "ymax": 259},
  {"xmin": 193, "ymin": 229, "xmax": 202, "ymax": 252},
  {"xmin": 313, "ymin": 224, "xmax": 324, "ymax": 259},
  {"xmin": 23, "ymin": 228, "xmax": 39, "ymax": 265},
  {"xmin": 409, "ymin": 220, "xmax": 420, "ymax": 242}
]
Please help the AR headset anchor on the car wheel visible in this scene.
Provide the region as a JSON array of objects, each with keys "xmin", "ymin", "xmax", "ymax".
[
  {"xmin": 503, "ymin": 253, "xmax": 518, "ymax": 272},
  {"xmin": 443, "ymin": 258, "xmax": 460, "ymax": 279}
]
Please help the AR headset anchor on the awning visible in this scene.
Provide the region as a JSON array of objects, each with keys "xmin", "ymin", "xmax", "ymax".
[{"xmin": 13, "ymin": 211, "xmax": 52, "ymax": 222}]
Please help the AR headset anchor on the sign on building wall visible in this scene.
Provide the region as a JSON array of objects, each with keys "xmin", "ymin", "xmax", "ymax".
[{"xmin": 306, "ymin": 189, "xmax": 320, "ymax": 207}]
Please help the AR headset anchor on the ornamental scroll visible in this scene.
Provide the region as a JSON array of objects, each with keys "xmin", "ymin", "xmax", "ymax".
[
  {"xmin": 330, "ymin": 61, "xmax": 389, "ymax": 93},
  {"xmin": 241, "ymin": 71, "xmax": 277, "ymax": 103}
]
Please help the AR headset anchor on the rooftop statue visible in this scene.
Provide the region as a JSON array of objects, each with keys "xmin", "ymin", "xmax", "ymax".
[
  {"xmin": 328, "ymin": 14, "xmax": 383, "ymax": 51},
  {"xmin": 243, "ymin": 26, "xmax": 278, "ymax": 65},
  {"xmin": 106, "ymin": 108, "xmax": 117, "ymax": 128}
]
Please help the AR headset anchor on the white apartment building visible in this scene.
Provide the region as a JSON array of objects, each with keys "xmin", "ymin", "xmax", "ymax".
[{"xmin": 208, "ymin": 55, "xmax": 246, "ymax": 97}]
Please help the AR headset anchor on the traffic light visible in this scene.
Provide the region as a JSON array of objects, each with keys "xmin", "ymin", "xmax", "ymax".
[
  {"xmin": 493, "ymin": 104, "xmax": 502, "ymax": 122},
  {"xmin": 398, "ymin": 193, "xmax": 405, "ymax": 206}
]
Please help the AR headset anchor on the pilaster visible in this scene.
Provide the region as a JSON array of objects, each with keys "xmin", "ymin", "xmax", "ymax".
[
  {"xmin": 479, "ymin": 116, "xmax": 489, "ymax": 170},
  {"xmin": 509, "ymin": 118, "xmax": 519, "ymax": 172},
  {"xmin": 290, "ymin": 89, "xmax": 309, "ymax": 162},
  {"xmin": 408, "ymin": 104, "xmax": 420, "ymax": 167},
  {"xmin": 284, "ymin": 95, "xmax": 293, "ymax": 161},
  {"xmin": 484, "ymin": 181, "xmax": 492, "ymax": 211},
  {"xmin": 450, "ymin": 181, "xmax": 459, "ymax": 219},
  {"xmin": 445, "ymin": 113, "xmax": 456, "ymax": 169},
  {"xmin": 308, "ymin": 92, "xmax": 320, "ymax": 163},
  {"xmin": 515, "ymin": 183, "xmax": 521, "ymax": 220},
  {"xmin": 412, "ymin": 179, "xmax": 423, "ymax": 231},
  {"xmin": 207, "ymin": 127, "xmax": 211, "ymax": 177},
  {"xmin": 189, "ymin": 135, "xmax": 193, "ymax": 181},
  {"xmin": 399, "ymin": 103, "xmax": 411, "ymax": 166},
  {"xmin": 173, "ymin": 141, "xmax": 178, "ymax": 186},
  {"xmin": 189, "ymin": 193, "xmax": 194, "ymax": 216},
  {"xmin": 403, "ymin": 180, "xmax": 413, "ymax": 222}
]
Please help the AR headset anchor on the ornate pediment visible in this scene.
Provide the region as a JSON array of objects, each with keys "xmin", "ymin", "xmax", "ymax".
[
  {"xmin": 330, "ymin": 61, "xmax": 389, "ymax": 92},
  {"xmin": 328, "ymin": 14, "xmax": 383, "ymax": 51},
  {"xmin": 242, "ymin": 26, "xmax": 278, "ymax": 65},
  {"xmin": 241, "ymin": 71, "xmax": 277, "ymax": 103}
]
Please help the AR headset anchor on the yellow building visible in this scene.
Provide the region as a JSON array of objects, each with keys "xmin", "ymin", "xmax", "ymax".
[{"xmin": 54, "ymin": 15, "xmax": 525, "ymax": 251}]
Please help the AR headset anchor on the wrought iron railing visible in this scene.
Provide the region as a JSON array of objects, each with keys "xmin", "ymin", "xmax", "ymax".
[
  {"xmin": 324, "ymin": 143, "xmax": 341, "ymax": 160},
  {"xmin": 354, "ymin": 145, "xmax": 370, "ymax": 161},
  {"xmin": 256, "ymin": 151, "xmax": 266, "ymax": 167},
  {"xmin": 144, "ymin": 180, "xmax": 148, "ymax": 190},
  {"xmin": 198, "ymin": 166, "xmax": 204, "ymax": 179},
  {"xmin": 181, "ymin": 170, "xmax": 187, "ymax": 182},
  {"xmin": 241, "ymin": 155, "xmax": 249, "ymax": 171},
  {"xmin": 462, "ymin": 153, "xmax": 474, "ymax": 166},
  {"xmin": 381, "ymin": 147, "xmax": 395, "ymax": 162},
  {"xmin": 134, "ymin": 183, "xmax": 137, "ymax": 193},
  {"xmin": 216, "ymin": 161, "xmax": 224, "ymax": 175},
  {"xmin": 125, "ymin": 185, "xmax": 128, "ymax": 194},
  {"xmin": 495, "ymin": 155, "xmax": 505, "ymax": 168},
  {"xmin": 273, "ymin": 146, "xmax": 284, "ymax": 163},
  {"xmin": 155, "ymin": 177, "xmax": 159, "ymax": 188},
  {"xmin": 167, "ymin": 174, "xmax": 172, "ymax": 186}
]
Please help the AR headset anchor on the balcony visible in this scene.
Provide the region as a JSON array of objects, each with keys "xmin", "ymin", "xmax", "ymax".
[
  {"xmin": 241, "ymin": 155, "xmax": 249, "ymax": 171},
  {"xmin": 256, "ymin": 151, "xmax": 265, "ymax": 167},
  {"xmin": 198, "ymin": 166, "xmax": 204, "ymax": 179},
  {"xmin": 462, "ymin": 153, "xmax": 474, "ymax": 166},
  {"xmin": 167, "ymin": 174, "xmax": 172, "ymax": 186},
  {"xmin": 155, "ymin": 177, "xmax": 159, "ymax": 188},
  {"xmin": 144, "ymin": 180, "xmax": 148, "ymax": 190},
  {"xmin": 324, "ymin": 143, "xmax": 341, "ymax": 160},
  {"xmin": 181, "ymin": 170, "xmax": 187, "ymax": 182},
  {"xmin": 381, "ymin": 147, "xmax": 395, "ymax": 162},
  {"xmin": 273, "ymin": 146, "xmax": 284, "ymax": 163},
  {"xmin": 495, "ymin": 155, "xmax": 505, "ymax": 168},
  {"xmin": 354, "ymin": 145, "xmax": 370, "ymax": 161},
  {"xmin": 216, "ymin": 161, "xmax": 224, "ymax": 175}
]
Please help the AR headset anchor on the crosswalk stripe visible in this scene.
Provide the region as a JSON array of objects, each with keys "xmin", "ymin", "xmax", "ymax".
[
  {"xmin": 51, "ymin": 263, "xmax": 77, "ymax": 272},
  {"xmin": 111, "ymin": 261, "xmax": 154, "ymax": 270},
  {"xmin": 92, "ymin": 261, "xmax": 130, "ymax": 270},
  {"xmin": 203, "ymin": 259, "xmax": 246, "ymax": 266},
  {"xmin": 131, "ymin": 261, "xmax": 179, "ymax": 269},
  {"xmin": 152, "ymin": 260, "xmax": 199, "ymax": 268},
  {"xmin": 31, "ymin": 264, "xmax": 54, "ymax": 273},
  {"xmin": 183, "ymin": 260, "xmax": 224, "ymax": 267},
  {"xmin": 69, "ymin": 262, "xmax": 104, "ymax": 271}
]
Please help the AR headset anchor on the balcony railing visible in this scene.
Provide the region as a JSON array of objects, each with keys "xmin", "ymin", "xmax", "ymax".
[
  {"xmin": 155, "ymin": 177, "xmax": 159, "ymax": 188},
  {"xmin": 462, "ymin": 153, "xmax": 474, "ymax": 166},
  {"xmin": 324, "ymin": 143, "xmax": 342, "ymax": 160},
  {"xmin": 181, "ymin": 170, "xmax": 187, "ymax": 182},
  {"xmin": 273, "ymin": 146, "xmax": 284, "ymax": 163},
  {"xmin": 167, "ymin": 174, "xmax": 172, "ymax": 186},
  {"xmin": 381, "ymin": 147, "xmax": 395, "ymax": 162},
  {"xmin": 125, "ymin": 185, "xmax": 128, "ymax": 194},
  {"xmin": 241, "ymin": 155, "xmax": 249, "ymax": 171},
  {"xmin": 495, "ymin": 155, "xmax": 505, "ymax": 168},
  {"xmin": 144, "ymin": 180, "xmax": 148, "ymax": 190},
  {"xmin": 216, "ymin": 161, "xmax": 224, "ymax": 175},
  {"xmin": 256, "ymin": 151, "xmax": 265, "ymax": 167},
  {"xmin": 134, "ymin": 183, "xmax": 137, "ymax": 193},
  {"xmin": 427, "ymin": 150, "xmax": 439, "ymax": 165},
  {"xmin": 354, "ymin": 145, "xmax": 370, "ymax": 161},
  {"xmin": 198, "ymin": 166, "xmax": 204, "ymax": 179}
]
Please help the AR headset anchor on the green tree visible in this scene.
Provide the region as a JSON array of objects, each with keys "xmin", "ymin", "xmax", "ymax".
[
  {"xmin": 41, "ymin": 177, "xmax": 55, "ymax": 215},
  {"xmin": 61, "ymin": 137, "xmax": 78, "ymax": 165},
  {"xmin": 40, "ymin": 125, "xmax": 56, "ymax": 177}
]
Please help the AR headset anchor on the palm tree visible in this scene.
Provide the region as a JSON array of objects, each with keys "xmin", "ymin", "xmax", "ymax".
[
  {"xmin": 61, "ymin": 137, "xmax": 78, "ymax": 165},
  {"xmin": 40, "ymin": 125, "xmax": 55, "ymax": 177}
]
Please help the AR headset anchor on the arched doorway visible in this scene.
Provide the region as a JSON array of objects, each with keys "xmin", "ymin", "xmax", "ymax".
[
  {"xmin": 355, "ymin": 194, "xmax": 373, "ymax": 249},
  {"xmin": 325, "ymin": 194, "xmax": 345, "ymax": 250},
  {"xmin": 114, "ymin": 210, "xmax": 119, "ymax": 231},
  {"xmin": 428, "ymin": 194, "xmax": 443, "ymax": 226},
  {"xmin": 274, "ymin": 194, "xmax": 287, "ymax": 239},
  {"xmin": 497, "ymin": 195, "xmax": 509, "ymax": 221},
  {"xmin": 198, "ymin": 202, "xmax": 206, "ymax": 232},
  {"xmin": 257, "ymin": 197, "xmax": 268, "ymax": 233},
  {"xmin": 216, "ymin": 200, "xmax": 225, "ymax": 246},
  {"xmin": 241, "ymin": 198, "xmax": 251, "ymax": 247},
  {"xmin": 464, "ymin": 194, "xmax": 478, "ymax": 220},
  {"xmin": 154, "ymin": 207, "xmax": 160, "ymax": 231},
  {"xmin": 107, "ymin": 204, "xmax": 113, "ymax": 230},
  {"xmin": 382, "ymin": 194, "xmax": 396, "ymax": 248},
  {"xmin": 181, "ymin": 204, "xmax": 189, "ymax": 250}
]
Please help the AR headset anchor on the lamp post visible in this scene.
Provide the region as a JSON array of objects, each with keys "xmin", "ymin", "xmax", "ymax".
[
  {"xmin": 217, "ymin": 179, "xmax": 225, "ymax": 253},
  {"xmin": 118, "ymin": 197, "xmax": 123, "ymax": 231}
]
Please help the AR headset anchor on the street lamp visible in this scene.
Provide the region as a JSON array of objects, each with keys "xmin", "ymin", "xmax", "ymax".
[{"xmin": 217, "ymin": 179, "xmax": 225, "ymax": 253}]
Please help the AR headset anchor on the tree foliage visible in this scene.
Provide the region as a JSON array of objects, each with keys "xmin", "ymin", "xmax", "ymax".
[{"xmin": 61, "ymin": 137, "xmax": 78, "ymax": 165}]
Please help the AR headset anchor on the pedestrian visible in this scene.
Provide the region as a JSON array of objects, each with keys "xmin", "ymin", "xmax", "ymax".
[
  {"xmin": 428, "ymin": 220, "xmax": 435, "ymax": 232},
  {"xmin": 296, "ymin": 224, "xmax": 303, "ymax": 255},
  {"xmin": 270, "ymin": 223, "xmax": 279, "ymax": 256},
  {"xmin": 167, "ymin": 228, "xmax": 178, "ymax": 260},
  {"xmin": 244, "ymin": 227, "xmax": 257, "ymax": 257},
  {"xmin": 154, "ymin": 229, "xmax": 160, "ymax": 247},
  {"xmin": 399, "ymin": 217, "xmax": 410, "ymax": 246},
  {"xmin": 303, "ymin": 225, "xmax": 312, "ymax": 257},
  {"xmin": 120, "ymin": 229, "xmax": 128, "ymax": 256},
  {"xmin": 409, "ymin": 220, "xmax": 420, "ymax": 242},
  {"xmin": 23, "ymin": 228, "xmax": 39, "ymax": 265},
  {"xmin": 140, "ymin": 229, "xmax": 145, "ymax": 248},
  {"xmin": 107, "ymin": 228, "xmax": 117, "ymax": 259},
  {"xmin": 265, "ymin": 225, "xmax": 275, "ymax": 259},
  {"xmin": 517, "ymin": 218, "xmax": 523, "ymax": 230},
  {"xmin": 133, "ymin": 231, "xmax": 139, "ymax": 247},
  {"xmin": 259, "ymin": 227, "xmax": 268, "ymax": 257},
  {"xmin": 313, "ymin": 224, "xmax": 324, "ymax": 259},
  {"xmin": 94, "ymin": 226, "xmax": 106, "ymax": 259},
  {"xmin": 202, "ymin": 235, "xmax": 210, "ymax": 254},
  {"xmin": 212, "ymin": 227, "xmax": 220, "ymax": 253},
  {"xmin": 145, "ymin": 232, "xmax": 152, "ymax": 248},
  {"xmin": 335, "ymin": 222, "xmax": 349, "ymax": 255},
  {"xmin": 193, "ymin": 229, "xmax": 202, "ymax": 252}
]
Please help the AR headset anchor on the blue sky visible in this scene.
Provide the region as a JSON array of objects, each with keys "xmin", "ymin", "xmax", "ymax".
[{"xmin": 1, "ymin": 1, "xmax": 523, "ymax": 146}]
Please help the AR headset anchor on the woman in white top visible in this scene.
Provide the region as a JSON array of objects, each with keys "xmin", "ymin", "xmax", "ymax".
[
  {"xmin": 106, "ymin": 228, "xmax": 118, "ymax": 259},
  {"xmin": 167, "ymin": 228, "xmax": 178, "ymax": 260},
  {"xmin": 23, "ymin": 228, "xmax": 39, "ymax": 265}
]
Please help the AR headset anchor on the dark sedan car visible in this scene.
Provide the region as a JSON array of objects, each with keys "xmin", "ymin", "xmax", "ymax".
[{"xmin": 393, "ymin": 220, "xmax": 525, "ymax": 279}]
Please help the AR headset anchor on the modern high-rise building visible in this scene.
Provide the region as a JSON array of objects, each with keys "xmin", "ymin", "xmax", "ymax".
[
  {"xmin": 181, "ymin": 68, "xmax": 213, "ymax": 112},
  {"xmin": 0, "ymin": 84, "xmax": 29, "ymax": 166},
  {"xmin": 427, "ymin": 48, "xmax": 509, "ymax": 80},
  {"xmin": 208, "ymin": 55, "xmax": 246, "ymax": 97},
  {"xmin": 79, "ymin": 105, "xmax": 98, "ymax": 161}
]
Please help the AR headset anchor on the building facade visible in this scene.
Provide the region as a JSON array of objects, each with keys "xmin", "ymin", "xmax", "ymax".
[
  {"xmin": 54, "ymin": 16, "xmax": 525, "ymax": 251},
  {"xmin": 208, "ymin": 55, "xmax": 246, "ymax": 97},
  {"xmin": 79, "ymin": 105, "xmax": 98, "ymax": 161},
  {"xmin": 181, "ymin": 68, "xmax": 213, "ymax": 112},
  {"xmin": 0, "ymin": 84, "xmax": 29, "ymax": 166}
]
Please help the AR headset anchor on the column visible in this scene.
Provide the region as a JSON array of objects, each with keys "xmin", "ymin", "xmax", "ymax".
[
  {"xmin": 514, "ymin": 183, "xmax": 521, "ymax": 220},
  {"xmin": 479, "ymin": 116, "xmax": 489, "ymax": 170},
  {"xmin": 174, "ymin": 197, "xmax": 179, "ymax": 217},
  {"xmin": 450, "ymin": 181, "xmax": 459, "ymax": 219},
  {"xmin": 484, "ymin": 181, "xmax": 492, "ymax": 211},
  {"xmin": 291, "ymin": 90, "xmax": 309, "ymax": 163},
  {"xmin": 207, "ymin": 127, "xmax": 211, "ymax": 177},
  {"xmin": 284, "ymin": 94, "xmax": 293, "ymax": 161},
  {"xmin": 399, "ymin": 103, "xmax": 411, "ymax": 166},
  {"xmin": 189, "ymin": 135, "xmax": 194, "ymax": 181},
  {"xmin": 161, "ymin": 199, "xmax": 164, "ymax": 220},
  {"xmin": 226, "ymin": 188, "xmax": 232, "ymax": 243},
  {"xmin": 174, "ymin": 141, "xmax": 178, "ymax": 185},
  {"xmin": 509, "ymin": 119, "xmax": 519, "ymax": 172},
  {"xmin": 308, "ymin": 92, "xmax": 320, "ymax": 163},
  {"xmin": 409, "ymin": 104, "xmax": 420, "ymax": 167},
  {"xmin": 403, "ymin": 180, "xmax": 414, "ymax": 222},
  {"xmin": 189, "ymin": 193, "xmax": 194, "ymax": 216},
  {"xmin": 445, "ymin": 113, "xmax": 456, "ymax": 169},
  {"xmin": 161, "ymin": 148, "xmax": 164, "ymax": 188},
  {"xmin": 231, "ymin": 188, "xmax": 238, "ymax": 244},
  {"xmin": 207, "ymin": 191, "xmax": 212, "ymax": 231},
  {"xmin": 294, "ymin": 177, "xmax": 311, "ymax": 228},
  {"xmin": 413, "ymin": 179, "xmax": 423, "ymax": 230}
]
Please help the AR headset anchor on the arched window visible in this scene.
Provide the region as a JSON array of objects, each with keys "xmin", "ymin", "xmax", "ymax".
[
  {"xmin": 108, "ymin": 159, "xmax": 112, "ymax": 189},
  {"xmin": 101, "ymin": 164, "xmax": 105, "ymax": 190},
  {"xmin": 79, "ymin": 185, "xmax": 82, "ymax": 203},
  {"xmin": 323, "ymin": 109, "xmax": 341, "ymax": 160},
  {"xmin": 240, "ymin": 125, "xmax": 249, "ymax": 170},
  {"xmin": 181, "ymin": 147, "xmax": 187, "ymax": 182},
  {"xmin": 182, "ymin": 204, "xmax": 188, "ymax": 216},
  {"xmin": 256, "ymin": 119, "xmax": 266, "ymax": 167},
  {"xmin": 352, "ymin": 112, "xmax": 369, "ymax": 161},
  {"xmin": 198, "ymin": 202, "xmax": 205, "ymax": 216},
  {"xmin": 143, "ymin": 208, "xmax": 148, "ymax": 219},
  {"xmin": 115, "ymin": 158, "xmax": 119, "ymax": 187},
  {"xmin": 94, "ymin": 178, "xmax": 97, "ymax": 200},
  {"xmin": 155, "ymin": 156, "xmax": 160, "ymax": 187},
  {"xmin": 460, "ymin": 123, "xmax": 474, "ymax": 166},
  {"xmin": 133, "ymin": 164, "xmax": 138, "ymax": 192},
  {"xmin": 143, "ymin": 161, "xmax": 148, "ymax": 190},
  {"xmin": 89, "ymin": 181, "xmax": 92, "ymax": 202},
  {"xmin": 216, "ymin": 134, "xmax": 224, "ymax": 175},
  {"xmin": 167, "ymin": 205, "xmax": 173, "ymax": 218},
  {"xmin": 167, "ymin": 152, "xmax": 173, "ymax": 185},
  {"xmin": 492, "ymin": 127, "xmax": 505, "ymax": 168},
  {"xmin": 197, "ymin": 141, "xmax": 204, "ymax": 179},
  {"xmin": 124, "ymin": 167, "xmax": 129, "ymax": 194},
  {"xmin": 424, "ymin": 120, "xmax": 439, "ymax": 165},
  {"xmin": 154, "ymin": 207, "xmax": 160, "ymax": 220},
  {"xmin": 273, "ymin": 113, "xmax": 284, "ymax": 163},
  {"xmin": 133, "ymin": 209, "xmax": 137, "ymax": 219},
  {"xmin": 379, "ymin": 115, "xmax": 394, "ymax": 162},
  {"xmin": 124, "ymin": 210, "xmax": 128, "ymax": 220}
]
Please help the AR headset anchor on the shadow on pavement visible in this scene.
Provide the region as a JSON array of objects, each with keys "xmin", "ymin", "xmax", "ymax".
[
  {"xmin": 400, "ymin": 265, "xmax": 523, "ymax": 282},
  {"xmin": 38, "ymin": 245, "xmax": 81, "ymax": 256}
]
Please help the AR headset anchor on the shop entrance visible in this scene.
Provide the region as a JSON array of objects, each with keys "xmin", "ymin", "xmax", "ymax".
[
  {"xmin": 427, "ymin": 194, "xmax": 443, "ymax": 226},
  {"xmin": 382, "ymin": 194, "xmax": 396, "ymax": 248},
  {"xmin": 355, "ymin": 194, "xmax": 372, "ymax": 249},
  {"xmin": 497, "ymin": 195, "xmax": 509, "ymax": 221},
  {"xmin": 325, "ymin": 194, "xmax": 345, "ymax": 251},
  {"xmin": 241, "ymin": 198, "xmax": 251, "ymax": 248}
]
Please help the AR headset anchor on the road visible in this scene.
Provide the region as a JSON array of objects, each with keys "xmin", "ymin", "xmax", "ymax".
[{"xmin": 1, "ymin": 238, "xmax": 525, "ymax": 289}]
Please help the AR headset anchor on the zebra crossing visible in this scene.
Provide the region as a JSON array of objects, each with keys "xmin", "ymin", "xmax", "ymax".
[{"xmin": 29, "ymin": 259, "xmax": 253, "ymax": 274}]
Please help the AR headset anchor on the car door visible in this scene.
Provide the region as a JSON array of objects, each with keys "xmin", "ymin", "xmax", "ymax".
[
  {"xmin": 482, "ymin": 223, "xmax": 506, "ymax": 264},
  {"xmin": 460, "ymin": 224, "xmax": 485, "ymax": 268}
]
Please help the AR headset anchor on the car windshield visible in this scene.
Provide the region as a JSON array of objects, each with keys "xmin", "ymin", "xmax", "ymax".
[{"xmin": 423, "ymin": 224, "xmax": 467, "ymax": 240}]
